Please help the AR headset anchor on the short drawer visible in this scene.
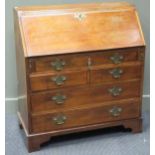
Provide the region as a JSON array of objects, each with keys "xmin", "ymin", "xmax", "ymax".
[
  {"xmin": 30, "ymin": 80, "xmax": 140, "ymax": 113},
  {"xmin": 90, "ymin": 48, "xmax": 138, "ymax": 66},
  {"xmin": 29, "ymin": 54, "xmax": 89, "ymax": 73},
  {"xmin": 90, "ymin": 63, "xmax": 142, "ymax": 84},
  {"xmin": 30, "ymin": 70, "xmax": 88, "ymax": 91},
  {"xmin": 31, "ymin": 99, "xmax": 140, "ymax": 133}
]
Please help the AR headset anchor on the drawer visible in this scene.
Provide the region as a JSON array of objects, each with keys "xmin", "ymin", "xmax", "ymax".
[
  {"xmin": 90, "ymin": 63, "xmax": 142, "ymax": 84},
  {"xmin": 29, "ymin": 54, "xmax": 89, "ymax": 73},
  {"xmin": 30, "ymin": 70, "xmax": 88, "ymax": 91},
  {"xmin": 31, "ymin": 99, "xmax": 140, "ymax": 133},
  {"xmin": 28, "ymin": 48, "xmax": 139, "ymax": 74},
  {"xmin": 90, "ymin": 48, "xmax": 138, "ymax": 66},
  {"xmin": 30, "ymin": 80, "xmax": 140, "ymax": 113}
]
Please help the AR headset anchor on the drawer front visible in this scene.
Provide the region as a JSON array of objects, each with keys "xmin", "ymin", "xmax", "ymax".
[
  {"xmin": 30, "ymin": 80, "xmax": 140, "ymax": 113},
  {"xmin": 31, "ymin": 100, "xmax": 140, "ymax": 133},
  {"xmin": 90, "ymin": 48, "xmax": 138, "ymax": 66},
  {"xmin": 91, "ymin": 64, "xmax": 142, "ymax": 84},
  {"xmin": 29, "ymin": 54, "xmax": 89, "ymax": 73},
  {"xmin": 30, "ymin": 71, "xmax": 88, "ymax": 91},
  {"xmin": 28, "ymin": 48, "xmax": 139, "ymax": 73}
]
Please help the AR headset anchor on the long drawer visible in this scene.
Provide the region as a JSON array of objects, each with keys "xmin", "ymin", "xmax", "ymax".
[
  {"xmin": 30, "ymin": 80, "xmax": 140, "ymax": 113},
  {"xmin": 30, "ymin": 70, "xmax": 88, "ymax": 91},
  {"xmin": 31, "ymin": 99, "xmax": 140, "ymax": 133},
  {"xmin": 28, "ymin": 48, "xmax": 139, "ymax": 73}
]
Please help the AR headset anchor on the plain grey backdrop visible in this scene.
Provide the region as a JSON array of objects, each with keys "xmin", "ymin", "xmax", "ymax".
[{"xmin": 5, "ymin": 0, "xmax": 150, "ymax": 113}]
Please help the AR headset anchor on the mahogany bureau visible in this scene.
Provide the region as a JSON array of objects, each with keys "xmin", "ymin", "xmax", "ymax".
[{"xmin": 14, "ymin": 2, "xmax": 145, "ymax": 152}]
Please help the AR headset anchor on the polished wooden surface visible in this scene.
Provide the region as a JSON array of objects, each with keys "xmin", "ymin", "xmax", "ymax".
[
  {"xmin": 15, "ymin": 2, "xmax": 136, "ymax": 11},
  {"xmin": 30, "ymin": 70, "xmax": 88, "ymax": 91},
  {"xmin": 28, "ymin": 47, "xmax": 139, "ymax": 73},
  {"xmin": 14, "ymin": 2, "xmax": 145, "ymax": 152},
  {"xmin": 91, "ymin": 63, "xmax": 142, "ymax": 84},
  {"xmin": 31, "ymin": 99, "xmax": 140, "ymax": 133},
  {"xmin": 90, "ymin": 48, "xmax": 139, "ymax": 66},
  {"xmin": 30, "ymin": 80, "xmax": 140, "ymax": 113},
  {"xmin": 15, "ymin": 2, "xmax": 145, "ymax": 57},
  {"xmin": 29, "ymin": 53, "xmax": 89, "ymax": 73},
  {"xmin": 14, "ymin": 9, "xmax": 30, "ymax": 132}
]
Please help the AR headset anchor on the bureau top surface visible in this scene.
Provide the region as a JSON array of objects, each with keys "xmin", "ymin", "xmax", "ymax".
[{"xmin": 15, "ymin": 2, "xmax": 145, "ymax": 57}]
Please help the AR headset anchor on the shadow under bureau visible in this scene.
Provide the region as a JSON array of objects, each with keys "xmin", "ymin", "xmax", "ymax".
[{"xmin": 14, "ymin": 2, "xmax": 145, "ymax": 152}]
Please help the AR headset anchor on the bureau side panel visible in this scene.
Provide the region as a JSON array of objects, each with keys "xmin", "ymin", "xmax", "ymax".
[
  {"xmin": 139, "ymin": 46, "xmax": 146, "ymax": 115},
  {"xmin": 14, "ymin": 9, "xmax": 30, "ymax": 132}
]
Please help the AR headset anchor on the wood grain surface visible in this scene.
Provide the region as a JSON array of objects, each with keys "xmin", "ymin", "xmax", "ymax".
[
  {"xmin": 31, "ymin": 99, "xmax": 140, "ymax": 133},
  {"xmin": 15, "ymin": 2, "xmax": 145, "ymax": 57},
  {"xmin": 14, "ymin": 2, "xmax": 145, "ymax": 152}
]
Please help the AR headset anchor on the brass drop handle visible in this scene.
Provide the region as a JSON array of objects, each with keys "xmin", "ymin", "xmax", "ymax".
[
  {"xmin": 108, "ymin": 86, "xmax": 123, "ymax": 96},
  {"xmin": 109, "ymin": 68, "xmax": 123, "ymax": 78},
  {"xmin": 52, "ymin": 94, "xmax": 66, "ymax": 105},
  {"xmin": 53, "ymin": 115, "xmax": 67, "ymax": 125},
  {"xmin": 51, "ymin": 58, "xmax": 66, "ymax": 71},
  {"xmin": 109, "ymin": 106, "xmax": 122, "ymax": 117},
  {"xmin": 51, "ymin": 75, "xmax": 67, "ymax": 85},
  {"xmin": 110, "ymin": 53, "xmax": 124, "ymax": 64}
]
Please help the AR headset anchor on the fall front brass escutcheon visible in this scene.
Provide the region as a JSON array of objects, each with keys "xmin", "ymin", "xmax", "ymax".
[
  {"xmin": 108, "ymin": 86, "xmax": 123, "ymax": 96},
  {"xmin": 52, "ymin": 94, "xmax": 66, "ymax": 105},
  {"xmin": 110, "ymin": 53, "xmax": 124, "ymax": 64},
  {"xmin": 109, "ymin": 106, "xmax": 122, "ymax": 117},
  {"xmin": 109, "ymin": 68, "xmax": 123, "ymax": 78},
  {"xmin": 74, "ymin": 12, "xmax": 86, "ymax": 21},
  {"xmin": 51, "ymin": 58, "xmax": 66, "ymax": 71},
  {"xmin": 51, "ymin": 75, "xmax": 67, "ymax": 85},
  {"xmin": 53, "ymin": 115, "xmax": 67, "ymax": 125}
]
